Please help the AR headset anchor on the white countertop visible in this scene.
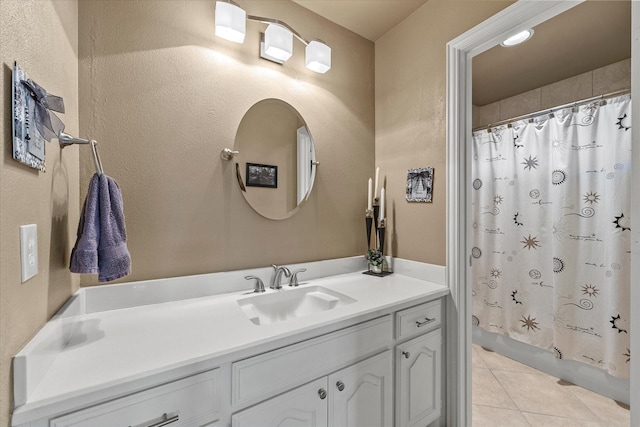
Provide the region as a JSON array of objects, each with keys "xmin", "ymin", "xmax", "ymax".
[{"xmin": 12, "ymin": 261, "xmax": 448, "ymax": 425}]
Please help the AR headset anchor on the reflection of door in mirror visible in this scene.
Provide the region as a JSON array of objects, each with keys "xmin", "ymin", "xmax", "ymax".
[
  {"xmin": 235, "ymin": 99, "xmax": 316, "ymax": 220},
  {"xmin": 297, "ymin": 126, "xmax": 313, "ymax": 206}
]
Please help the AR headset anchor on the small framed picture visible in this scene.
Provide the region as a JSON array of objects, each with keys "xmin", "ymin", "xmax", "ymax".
[
  {"xmin": 13, "ymin": 63, "xmax": 47, "ymax": 171},
  {"xmin": 406, "ymin": 167, "xmax": 433, "ymax": 202},
  {"xmin": 246, "ymin": 163, "xmax": 278, "ymax": 188}
]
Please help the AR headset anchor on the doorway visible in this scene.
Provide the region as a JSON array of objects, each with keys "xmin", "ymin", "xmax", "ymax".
[{"xmin": 445, "ymin": 1, "xmax": 639, "ymax": 426}]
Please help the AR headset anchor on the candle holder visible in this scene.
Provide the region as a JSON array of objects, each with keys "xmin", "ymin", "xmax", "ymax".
[
  {"xmin": 377, "ymin": 217, "xmax": 386, "ymax": 257},
  {"xmin": 365, "ymin": 208, "xmax": 373, "ymax": 249},
  {"xmin": 363, "ymin": 216, "xmax": 392, "ymax": 277}
]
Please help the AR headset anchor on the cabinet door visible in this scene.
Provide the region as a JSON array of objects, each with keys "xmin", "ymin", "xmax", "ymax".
[
  {"xmin": 328, "ymin": 351, "xmax": 393, "ymax": 427},
  {"xmin": 232, "ymin": 377, "xmax": 328, "ymax": 427},
  {"xmin": 396, "ymin": 329, "xmax": 442, "ymax": 427}
]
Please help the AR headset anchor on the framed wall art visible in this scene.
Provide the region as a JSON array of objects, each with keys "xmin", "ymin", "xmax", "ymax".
[
  {"xmin": 246, "ymin": 163, "xmax": 278, "ymax": 188},
  {"xmin": 12, "ymin": 63, "xmax": 46, "ymax": 171},
  {"xmin": 406, "ymin": 167, "xmax": 433, "ymax": 202}
]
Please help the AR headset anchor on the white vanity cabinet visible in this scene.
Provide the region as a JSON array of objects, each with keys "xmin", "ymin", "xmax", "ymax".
[
  {"xmin": 12, "ymin": 267, "xmax": 449, "ymax": 427},
  {"xmin": 394, "ymin": 300, "xmax": 443, "ymax": 427},
  {"xmin": 232, "ymin": 350, "xmax": 392, "ymax": 427},
  {"xmin": 48, "ymin": 369, "xmax": 221, "ymax": 427}
]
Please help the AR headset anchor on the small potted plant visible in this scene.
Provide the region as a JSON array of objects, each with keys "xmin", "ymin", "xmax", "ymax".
[{"xmin": 366, "ymin": 249, "xmax": 384, "ymax": 273}]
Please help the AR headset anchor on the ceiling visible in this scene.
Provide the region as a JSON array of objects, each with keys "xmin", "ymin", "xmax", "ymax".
[
  {"xmin": 292, "ymin": 1, "xmax": 631, "ymax": 106},
  {"xmin": 472, "ymin": 1, "xmax": 631, "ymax": 106},
  {"xmin": 291, "ymin": 0, "xmax": 429, "ymax": 41}
]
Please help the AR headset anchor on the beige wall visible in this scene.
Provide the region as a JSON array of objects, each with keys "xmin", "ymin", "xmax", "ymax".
[
  {"xmin": 0, "ymin": 0, "xmax": 531, "ymax": 423},
  {"xmin": 0, "ymin": 1, "xmax": 80, "ymax": 425},
  {"xmin": 375, "ymin": 0, "xmax": 513, "ymax": 266},
  {"xmin": 78, "ymin": 0, "xmax": 375, "ymax": 284},
  {"xmin": 474, "ymin": 58, "xmax": 632, "ymax": 128}
]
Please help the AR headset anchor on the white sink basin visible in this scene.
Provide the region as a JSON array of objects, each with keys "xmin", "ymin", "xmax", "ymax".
[{"xmin": 237, "ymin": 286, "xmax": 357, "ymax": 325}]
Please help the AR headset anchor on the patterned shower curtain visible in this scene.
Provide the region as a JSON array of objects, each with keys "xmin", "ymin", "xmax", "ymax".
[{"xmin": 471, "ymin": 95, "xmax": 631, "ymax": 378}]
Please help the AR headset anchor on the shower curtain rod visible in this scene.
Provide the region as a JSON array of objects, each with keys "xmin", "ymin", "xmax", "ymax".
[{"xmin": 472, "ymin": 87, "xmax": 631, "ymax": 132}]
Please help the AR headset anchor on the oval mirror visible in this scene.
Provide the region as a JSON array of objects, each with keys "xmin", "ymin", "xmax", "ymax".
[{"xmin": 234, "ymin": 99, "xmax": 317, "ymax": 220}]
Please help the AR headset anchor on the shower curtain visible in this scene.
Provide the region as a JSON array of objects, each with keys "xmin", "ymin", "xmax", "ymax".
[{"xmin": 471, "ymin": 95, "xmax": 631, "ymax": 378}]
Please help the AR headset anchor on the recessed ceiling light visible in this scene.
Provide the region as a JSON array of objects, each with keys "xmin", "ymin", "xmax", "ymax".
[{"xmin": 501, "ymin": 29, "xmax": 534, "ymax": 47}]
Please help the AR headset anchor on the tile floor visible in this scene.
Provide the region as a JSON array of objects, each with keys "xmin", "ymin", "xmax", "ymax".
[{"xmin": 472, "ymin": 344, "xmax": 630, "ymax": 426}]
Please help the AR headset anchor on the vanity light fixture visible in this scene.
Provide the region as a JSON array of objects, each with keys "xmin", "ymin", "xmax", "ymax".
[
  {"xmin": 306, "ymin": 40, "xmax": 332, "ymax": 74},
  {"xmin": 214, "ymin": 0, "xmax": 246, "ymax": 44},
  {"xmin": 264, "ymin": 23, "xmax": 293, "ymax": 61},
  {"xmin": 214, "ymin": 0, "xmax": 332, "ymax": 74},
  {"xmin": 500, "ymin": 29, "xmax": 534, "ymax": 47}
]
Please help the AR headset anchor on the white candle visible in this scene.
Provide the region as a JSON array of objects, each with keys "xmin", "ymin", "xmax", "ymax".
[
  {"xmin": 380, "ymin": 188, "xmax": 385, "ymax": 220},
  {"xmin": 367, "ymin": 178, "xmax": 372, "ymax": 210},
  {"xmin": 374, "ymin": 167, "xmax": 380, "ymax": 199}
]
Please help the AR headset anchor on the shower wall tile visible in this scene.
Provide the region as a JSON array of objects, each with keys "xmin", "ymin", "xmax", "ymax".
[
  {"xmin": 473, "ymin": 58, "xmax": 631, "ymax": 129},
  {"xmin": 540, "ymin": 71, "xmax": 592, "ymax": 110},
  {"xmin": 593, "ymin": 58, "xmax": 631, "ymax": 95},
  {"xmin": 475, "ymin": 101, "xmax": 500, "ymax": 128},
  {"xmin": 500, "ymin": 88, "xmax": 540, "ymax": 121}
]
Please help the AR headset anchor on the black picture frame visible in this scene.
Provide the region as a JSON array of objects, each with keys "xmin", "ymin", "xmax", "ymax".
[{"xmin": 246, "ymin": 163, "xmax": 278, "ymax": 188}]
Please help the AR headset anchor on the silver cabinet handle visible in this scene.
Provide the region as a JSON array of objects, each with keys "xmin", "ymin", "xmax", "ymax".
[
  {"xmin": 402, "ymin": 351, "xmax": 411, "ymax": 359},
  {"xmin": 416, "ymin": 317, "xmax": 436, "ymax": 327},
  {"xmin": 129, "ymin": 413, "xmax": 179, "ymax": 427},
  {"xmin": 318, "ymin": 388, "xmax": 327, "ymax": 400},
  {"xmin": 336, "ymin": 381, "xmax": 345, "ymax": 392}
]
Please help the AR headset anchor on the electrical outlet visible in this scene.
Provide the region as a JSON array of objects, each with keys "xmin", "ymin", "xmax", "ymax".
[{"xmin": 20, "ymin": 224, "xmax": 38, "ymax": 283}]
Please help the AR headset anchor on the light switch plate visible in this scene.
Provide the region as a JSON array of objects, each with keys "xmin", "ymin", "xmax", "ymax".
[{"xmin": 20, "ymin": 224, "xmax": 38, "ymax": 283}]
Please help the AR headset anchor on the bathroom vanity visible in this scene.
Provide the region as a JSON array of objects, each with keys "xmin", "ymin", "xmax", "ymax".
[{"xmin": 11, "ymin": 258, "xmax": 448, "ymax": 427}]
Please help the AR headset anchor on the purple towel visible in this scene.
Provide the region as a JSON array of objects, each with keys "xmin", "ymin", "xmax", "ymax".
[{"xmin": 70, "ymin": 173, "xmax": 131, "ymax": 282}]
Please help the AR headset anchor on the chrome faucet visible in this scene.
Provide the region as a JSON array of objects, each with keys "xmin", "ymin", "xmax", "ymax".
[{"xmin": 270, "ymin": 265, "xmax": 291, "ymax": 290}]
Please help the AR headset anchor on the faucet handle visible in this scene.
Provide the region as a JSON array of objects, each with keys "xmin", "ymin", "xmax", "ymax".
[
  {"xmin": 245, "ymin": 275, "xmax": 265, "ymax": 293},
  {"xmin": 288, "ymin": 268, "xmax": 307, "ymax": 287}
]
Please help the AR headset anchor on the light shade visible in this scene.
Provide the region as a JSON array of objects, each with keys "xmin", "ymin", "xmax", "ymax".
[
  {"xmin": 264, "ymin": 24, "xmax": 293, "ymax": 61},
  {"xmin": 215, "ymin": 1, "xmax": 246, "ymax": 44},
  {"xmin": 305, "ymin": 40, "xmax": 331, "ymax": 73},
  {"xmin": 501, "ymin": 29, "xmax": 534, "ymax": 47}
]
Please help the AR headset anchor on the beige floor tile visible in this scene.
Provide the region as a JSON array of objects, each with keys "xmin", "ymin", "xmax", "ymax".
[
  {"xmin": 522, "ymin": 412, "xmax": 610, "ymax": 427},
  {"xmin": 492, "ymin": 370, "xmax": 599, "ymax": 421},
  {"xmin": 472, "ymin": 367, "xmax": 517, "ymax": 409},
  {"xmin": 472, "ymin": 345, "xmax": 488, "ymax": 369},
  {"xmin": 563, "ymin": 383, "xmax": 630, "ymax": 425},
  {"xmin": 474, "ymin": 346, "xmax": 542, "ymax": 375},
  {"xmin": 472, "ymin": 404, "xmax": 530, "ymax": 427}
]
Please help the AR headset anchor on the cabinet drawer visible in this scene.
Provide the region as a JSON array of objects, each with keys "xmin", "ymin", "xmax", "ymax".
[
  {"xmin": 232, "ymin": 315, "xmax": 392, "ymax": 407},
  {"xmin": 395, "ymin": 299, "xmax": 441, "ymax": 340},
  {"xmin": 50, "ymin": 369, "xmax": 220, "ymax": 427}
]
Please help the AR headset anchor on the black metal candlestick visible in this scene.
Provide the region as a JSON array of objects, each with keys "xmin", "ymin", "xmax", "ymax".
[
  {"xmin": 373, "ymin": 199, "xmax": 380, "ymax": 249},
  {"xmin": 365, "ymin": 208, "xmax": 373, "ymax": 249},
  {"xmin": 377, "ymin": 218, "xmax": 386, "ymax": 256}
]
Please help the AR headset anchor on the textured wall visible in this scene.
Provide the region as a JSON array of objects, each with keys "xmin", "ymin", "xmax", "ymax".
[
  {"xmin": 375, "ymin": 0, "xmax": 513, "ymax": 266},
  {"xmin": 78, "ymin": 0, "xmax": 375, "ymax": 284},
  {"xmin": 0, "ymin": 1, "xmax": 80, "ymax": 425}
]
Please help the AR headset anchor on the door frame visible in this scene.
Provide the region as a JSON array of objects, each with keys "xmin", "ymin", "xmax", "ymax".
[{"xmin": 445, "ymin": 1, "xmax": 639, "ymax": 425}]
